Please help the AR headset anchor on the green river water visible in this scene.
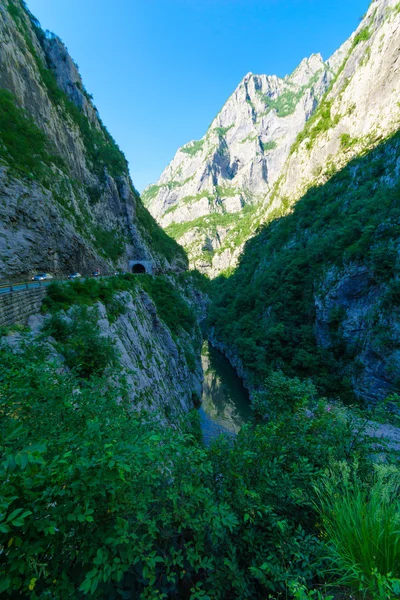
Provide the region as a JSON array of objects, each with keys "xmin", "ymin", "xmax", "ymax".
[{"xmin": 198, "ymin": 340, "xmax": 251, "ymax": 444}]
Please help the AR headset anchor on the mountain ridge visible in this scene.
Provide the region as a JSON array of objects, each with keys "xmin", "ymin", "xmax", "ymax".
[
  {"xmin": 143, "ymin": 0, "xmax": 400, "ymax": 277},
  {"xmin": 0, "ymin": 0, "xmax": 186, "ymax": 279}
]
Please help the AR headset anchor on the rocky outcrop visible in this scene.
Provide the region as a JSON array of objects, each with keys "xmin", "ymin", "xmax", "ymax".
[
  {"xmin": 265, "ymin": 0, "xmax": 400, "ymax": 220},
  {"xmin": 19, "ymin": 284, "xmax": 203, "ymax": 421},
  {"xmin": 144, "ymin": 0, "xmax": 400, "ymax": 277},
  {"xmin": 315, "ymin": 265, "xmax": 400, "ymax": 405},
  {"xmin": 0, "ymin": 0, "xmax": 186, "ymax": 280},
  {"xmin": 95, "ymin": 290, "xmax": 203, "ymax": 419},
  {"xmin": 143, "ymin": 55, "xmax": 332, "ymax": 273}
]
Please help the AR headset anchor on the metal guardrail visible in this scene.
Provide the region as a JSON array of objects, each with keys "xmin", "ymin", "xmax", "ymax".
[
  {"xmin": 0, "ymin": 275, "xmax": 114, "ymax": 297},
  {"xmin": 0, "ymin": 280, "xmax": 54, "ymax": 295}
]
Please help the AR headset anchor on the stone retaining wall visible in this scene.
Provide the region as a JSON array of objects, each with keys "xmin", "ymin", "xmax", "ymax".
[{"xmin": 0, "ymin": 288, "xmax": 47, "ymax": 328}]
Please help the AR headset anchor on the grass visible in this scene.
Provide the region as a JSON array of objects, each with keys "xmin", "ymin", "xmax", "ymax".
[{"xmin": 315, "ymin": 463, "xmax": 400, "ymax": 598}]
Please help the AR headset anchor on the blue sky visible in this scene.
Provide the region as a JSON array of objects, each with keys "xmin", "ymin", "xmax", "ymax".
[{"xmin": 26, "ymin": 0, "xmax": 368, "ymax": 192}]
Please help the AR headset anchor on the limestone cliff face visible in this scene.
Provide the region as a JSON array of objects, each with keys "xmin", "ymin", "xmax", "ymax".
[
  {"xmin": 144, "ymin": 0, "xmax": 400, "ymax": 277},
  {"xmin": 24, "ymin": 283, "xmax": 203, "ymax": 420},
  {"xmin": 315, "ymin": 264, "xmax": 400, "ymax": 405},
  {"xmin": 263, "ymin": 0, "xmax": 400, "ymax": 221},
  {"xmin": 143, "ymin": 54, "xmax": 331, "ymax": 272},
  {"xmin": 0, "ymin": 0, "xmax": 186, "ymax": 280},
  {"xmin": 96, "ymin": 290, "xmax": 203, "ymax": 419}
]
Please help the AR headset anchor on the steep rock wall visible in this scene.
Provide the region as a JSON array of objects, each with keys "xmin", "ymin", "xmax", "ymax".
[{"xmin": 0, "ymin": 0, "xmax": 186, "ymax": 279}]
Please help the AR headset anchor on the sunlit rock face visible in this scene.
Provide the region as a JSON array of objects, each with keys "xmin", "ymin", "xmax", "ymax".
[
  {"xmin": 144, "ymin": 0, "xmax": 400, "ymax": 277},
  {"xmin": 0, "ymin": 0, "xmax": 186, "ymax": 279}
]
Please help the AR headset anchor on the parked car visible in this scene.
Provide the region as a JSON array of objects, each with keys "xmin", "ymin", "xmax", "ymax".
[
  {"xmin": 31, "ymin": 273, "xmax": 53, "ymax": 281},
  {"xmin": 91, "ymin": 270, "xmax": 101, "ymax": 277},
  {"xmin": 68, "ymin": 272, "xmax": 81, "ymax": 280}
]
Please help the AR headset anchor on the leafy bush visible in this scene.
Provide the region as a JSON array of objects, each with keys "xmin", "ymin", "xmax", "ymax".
[
  {"xmin": 42, "ymin": 276, "xmax": 137, "ymax": 312},
  {"xmin": 43, "ymin": 306, "xmax": 117, "ymax": 377},
  {"xmin": 0, "ymin": 341, "xmax": 373, "ymax": 599},
  {"xmin": 251, "ymin": 371, "xmax": 317, "ymax": 420}
]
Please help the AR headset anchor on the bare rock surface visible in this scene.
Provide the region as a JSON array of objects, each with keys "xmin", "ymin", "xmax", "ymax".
[{"xmin": 144, "ymin": 0, "xmax": 400, "ymax": 277}]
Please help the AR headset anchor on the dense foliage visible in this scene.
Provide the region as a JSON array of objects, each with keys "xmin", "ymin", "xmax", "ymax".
[
  {"xmin": 0, "ymin": 89, "xmax": 65, "ymax": 180},
  {"xmin": 209, "ymin": 132, "xmax": 400, "ymax": 399},
  {"xmin": 2, "ymin": 333, "xmax": 392, "ymax": 599}
]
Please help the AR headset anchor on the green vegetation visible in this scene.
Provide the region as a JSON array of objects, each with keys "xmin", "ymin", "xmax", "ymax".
[
  {"xmin": 340, "ymin": 133, "xmax": 359, "ymax": 150},
  {"xmin": 93, "ymin": 227, "xmax": 126, "ymax": 262},
  {"xmin": 261, "ymin": 140, "xmax": 277, "ymax": 152},
  {"xmin": 42, "ymin": 275, "xmax": 139, "ymax": 312},
  {"xmin": 181, "ymin": 139, "xmax": 204, "ymax": 156},
  {"xmin": 257, "ymin": 88, "xmax": 305, "ymax": 118},
  {"xmin": 353, "ymin": 26, "xmax": 372, "ymax": 47},
  {"xmin": 135, "ymin": 193, "xmax": 188, "ymax": 265},
  {"xmin": 140, "ymin": 275, "xmax": 196, "ymax": 336},
  {"xmin": 315, "ymin": 463, "xmax": 400, "ymax": 599},
  {"xmin": 215, "ymin": 184, "xmax": 239, "ymax": 198},
  {"xmin": 2, "ymin": 336, "xmax": 388, "ymax": 598},
  {"xmin": 165, "ymin": 211, "xmax": 237, "ymax": 241},
  {"xmin": 239, "ymin": 133, "xmax": 258, "ymax": 144},
  {"xmin": 290, "ymin": 29, "xmax": 376, "ymax": 156},
  {"xmin": 257, "ymin": 71, "xmax": 322, "ymax": 119},
  {"xmin": 142, "ymin": 184, "xmax": 161, "ymax": 204},
  {"xmin": 210, "ymin": 132, "xmax": 400, "ymax": 398},
  {"xmin": 213, "ymin": 124, "xmax": 234, "ymax": 137},
  {"xmin": 7, "ymin": 0, "xmax": 128, "ymax": 180},
  {"xmin": 43, "ymin": 306, "xmax": 117, "ymax": 378},
  {"xmin": 0, "ymin": 89, "xmax": 65, "ymax": 182},
  {"xmin": 292, "ymin": 100, "xmax": 341, "ymax": 153}
]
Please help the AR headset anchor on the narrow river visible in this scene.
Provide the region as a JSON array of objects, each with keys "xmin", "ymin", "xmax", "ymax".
[{"xmin": 198, "ymin": 340, "xmax": 251, "ymax": 444}]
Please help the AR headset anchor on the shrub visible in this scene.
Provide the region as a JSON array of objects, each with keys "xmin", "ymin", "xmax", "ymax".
[
  {"xmin": 0, "ymin": 336, "xmax": 375, "ymax": 598},
  {"xmin": 43, "ymin": 306, "xmax": 117, "ymax": 377}
]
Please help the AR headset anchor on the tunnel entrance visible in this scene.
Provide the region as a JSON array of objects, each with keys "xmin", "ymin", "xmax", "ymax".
[{"xmin": 132, "ymin": 263, "xmax": 146, "ymax": 274}]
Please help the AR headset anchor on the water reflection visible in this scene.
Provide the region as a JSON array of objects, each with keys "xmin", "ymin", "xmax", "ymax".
[{"xmin": 198, "ymin": 340, "xmax": 251, "ymax": 444}]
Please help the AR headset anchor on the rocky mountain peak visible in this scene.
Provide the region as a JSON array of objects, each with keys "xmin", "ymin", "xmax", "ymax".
[
  {"xmin": 143, "ymin": 49, "xmax": 332, "ymax": 273},
  {"xmin": 143, "ymin": 0, "xmax": 400, "ymax": 277}
]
